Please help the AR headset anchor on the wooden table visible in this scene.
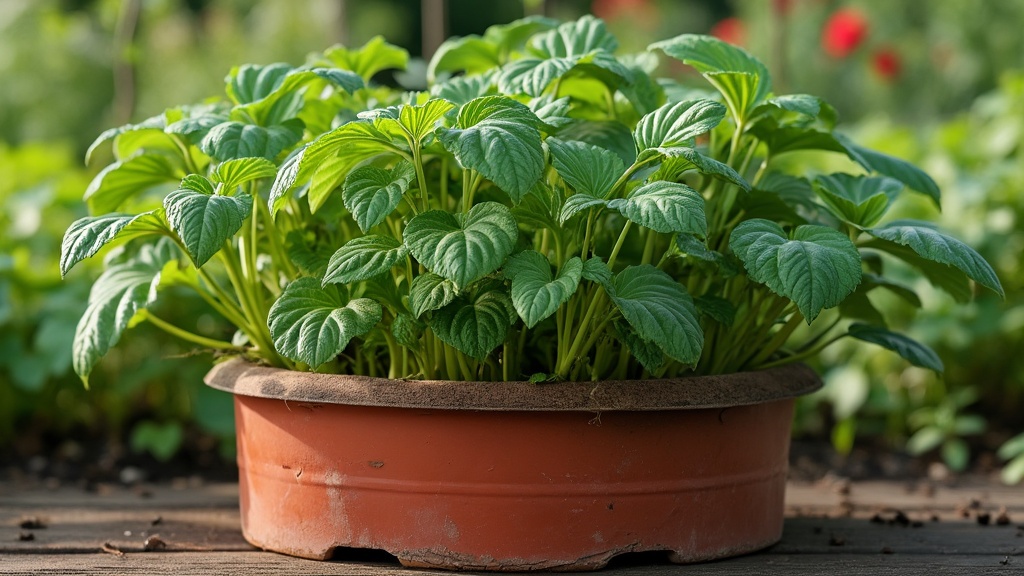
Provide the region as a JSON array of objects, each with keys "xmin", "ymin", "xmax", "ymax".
[{"xmin": 2, "ymin": 477, "xmax": 1022, "ymax": 574}]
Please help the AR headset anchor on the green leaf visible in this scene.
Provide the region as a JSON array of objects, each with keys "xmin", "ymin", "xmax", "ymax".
[
  {"xmin": 906, "ymin": 427, "xmax": 945, "ymax": 456},
  {"xmin": 232, "ymin": 67, "xmax": 365, "ymax": 126},
  {"xmin": 405, "ymin": 202, "xmax": 518, "ymax": 289},
  {"xmin": 866, "ymin": 221, "xmax": 1003, "ymax": 298},
  {"xmin": 753, "ymin": 94, "xmax": 837, "ymax": 126},
  {"xmin": 581, "ymin": 256, "xmax": 612, "ymax": 287},
  {"xmin": 634, "ymin": 100, "xmax": 727, "ymax": 152},
  {"xmin": 409, "ymin": 273, "xmax": 458, "ymax": 318},
  {"xmin": 649, "ymin": 147, "xmax": 749, "ymax": 191},
  {"xmin": 269, "ymin": 277, "xmax": 382, "ymax": 369},
  {"xmin": 84, "ymin": 154, "xmax": 182, "ymax": 214},
  {"xmin": 163, "ymin": 186, "xmax": 253, "ymax": 268},
  {"xmin": 324, "ymin": 36, "xmax": 410, "ymax": 81},
  {"xmin": 429, "ymin": 287, "xmax": 515, "ymax": 360},
  {"xmin": 838, "ymin": 288, "xmax": 887, "ymax": 326},
  {"xmin": 503, "ymin": 251, "xmax": 583, "ymax": 328},
  {"xmin": 397, "ymin": 99, "xmax": 456, "ymax": 142},
  {"xmin": 530, "ymin": 15, "xmax": 618, "ymax": 58},
  {"xmin": 164, "ymin": 113, "xmax": 229, "ymax": 145},
  {"xmin": 847, "ymin": 323, "xmax": 942, "ymax": 373},
  {"xmin": 610, "ymin": 265, "xmax": 703, "ymax": 365},
  {"xmin": 200, "ymin": 120, "xmax": 304, "ymax": 162},
  {"xmin": 607, "ymin": 181, "xmax": 707, "ymax": 236},
  {"xmin": 556, "ymin": 119, "xmax": 636, "ymax": 166},
  {"xmin": 73, "ymin": 239, "xmax": 179, "ymax": 384},
  {"xmin": 322, "ymin": 235, "xmax": 409, "ymax": 285},
  {"xmin": 131, "ymin": 421, "xmax": 183, "ymax": 462},
  {"xmin": 730, "ymin": 219, "xmax": 861, "ymax": 321},
  {"xmin": 863, "ymin": 240, "xmax": 973, "ymax": 303},
  {"xmin": 813, "ymin": 173, "xmax": 903, "ymax": 227},
  {"xmin": 748, "ymin": 122, "xmax": 847, "ymax": 156},
  {"xmin": 547, "ymin": 137, "xmax": 624, "ymax": 198},
  {"xmin": 497, "ymin": 57, "xmax": 576, "ymax": 97},
  {"xmin": 60, "ymin": 211, "xmax": 167, "ymax": 277},
  {"xmin": 86, "ymin": 113, "xmax": 167, "ymax": 164},
  {"xmin": 342, "ymin": 162, "xmax": 416, "ymax": 232},
  {"xmin": 943, "ymin": 439, "xmax": 970, "ymax": 472},
  {"xmin": 529, "ymin": 95, "xmax": 573, "ymax": 129},
  {"xmin": 1002, "ymin": 455, "xmax": 1024, "ymax": 485},
  {"xmin": 558, "ymin": 193, "xmax": 607, "ymax": 224},
  {"xmin": 614, "ymin": 320, "xmax": 664, "ymax": 373},
  {"xmin": 427, "ymin": 36, "xmax": 501, "ymax": 82},
  {"xmin": 211, "ymin": 157, "xmax": 279, "ymax": 190},
  {"xmin": 861, "ymin": 273, "xmax": 922, "ymax": 308},
  {"xmin": 392, "ymin": 313, "xmax": 424, "ymax": 350},
  {"xmin": 226, "ymin": 63, "xmax": 293, "ymax": 105},
  {"xmin": 437, "ymin": 95, "xmax": 544, "ymax": 203},
  {"xmin": 649, "ymin": 34, "xmax": 771, "ymax": 122},
  {"xmin": 269, "ymin": 121, "xmax": 397, "ymax": 215},
  {"xmin": 430, "ymin": 74, "xmax": 497, "ymax": 106},
  {"xmin": 835, "ymin": 133, "xmax": 941, "ymax": 207},
  {"xmin": 695, "ymin": 295, "xmax": 736, "ymax": 326}
]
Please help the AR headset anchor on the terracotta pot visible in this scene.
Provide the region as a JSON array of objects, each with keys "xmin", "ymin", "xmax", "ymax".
[{"xmin": 205, "ymin": 360, "xmax": 820, "ymax": 571}]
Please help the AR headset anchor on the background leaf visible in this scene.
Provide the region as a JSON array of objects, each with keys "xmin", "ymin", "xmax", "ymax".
[
  {"xmin": 83, "ymin": 154, "xmax": 182, "ymax": 214},
  {"xmin": 547, "ymin": 137, "xmax": 624, "ymax": 198},
  {"xmin": 60, "ymin": 211, "xmax": 167, "ymax": 276}
]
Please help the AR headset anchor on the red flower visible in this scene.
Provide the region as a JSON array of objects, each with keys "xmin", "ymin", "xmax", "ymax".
[
  {"xmin": 710, "ymin": 17, "xmax": 746, "ymax": 47},
  {"xmin": 872, "ymin": 47, "xmax": 901, "ymax": 80},
  {"xmin": 591, "ymin": 0, "xmax": 652, "ymax": 22},
  {"xmin": 822, "ymin": 8, "xmax": 868, "ymax": 58}
]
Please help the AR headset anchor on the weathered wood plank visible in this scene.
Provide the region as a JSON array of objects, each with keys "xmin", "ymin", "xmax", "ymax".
[{"xmin": 0, "ymin": 552, "xmax": 1019, "ymax": 576}]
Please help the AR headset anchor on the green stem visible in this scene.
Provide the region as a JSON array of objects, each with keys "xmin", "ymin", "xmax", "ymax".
[
  {"xmin": 606, "ymin": 220, "xmax": 633, "ymax": 270},
  {"xmin": 412, "ymin": 143, "xmax": 431, "ymax": 212},
  {"xmin": 556, "ymin": 290, "xmax": 608, "ymax": 378},
  {"xmin": 141, "ymin": 310, "xmax": 242, "ymax": 351},
  {"xmin": 756, "ymin": 333, "xmax": 848, "ymax": 370},
  {"xmin": 749, "ymin": 310, "xmax": 806, "ymax": 367}
]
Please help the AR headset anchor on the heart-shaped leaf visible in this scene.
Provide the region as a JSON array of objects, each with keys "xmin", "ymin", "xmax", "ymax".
[
  {"xmin": 212, "ymin": 157, "xmax": 279, "ymax": 190},
  {"xmin": 437, "ymin": 95, "xmax": 544, "ymax": 203},
  {"xmin": 61, "ymin": 211, "xmax": 167, "ymax": 277},
  {"xmin": 634, "ymin": 99, "xmax": 727, "ymax": 153},
  {"xmin": 84, "ymin": 154, "xmax": 182, "ymax": 214},
  {"xmin": 646, "ymin": 146, "xmax": 749, "ymax": 191},
  {"xmin": 497, "ymin": 57, "xmax": 576, "ymax": 97},
  {"xmin": 342, "ymin": 162, "xmax": 416, "ymax": 232},
  {"xmin": 409, "ymin": 273, "xmax": 458, "ymax": 318},
  {"xmin": 556, "ymin": 119, "xmax": 636, "ymax": 166},
  {"xmin": 269, "ymin": 277, "xmax": 382, "ymax": 369},
  {"xmin": 164, "ymin": 182, "xmax": 253, "ymax": 268},
  {"xmin": 847, "ymin": 323, "xmax": 944, "ymax": 374},
  {"xmin": 730, "ymin": 219, "xmax": 862, "ymax": 321},
  {"xmin": 405, "ymin": 202, "xmax": 518, "ymax": 289},
  {"xmin": 504, "ymin": 251, "xmax": 583, "ymax": 328},
  {"xmin": 323, "ymin": 36, "xmax": 409, "ymax": 81},
  {"xmin": 609, "ymin": 265, "xmax": 703, "ymax": 365},
  {"xmin": 429, "ymin": 287, "xmax": 516, "ymax": 360},
  {"xmin": 649, "ymin": 34, "xmax": 771, "ymax": 122},
  {"xmin": 322, "ymin": 235, "xmax": 409, "ymax": 285},
  {"xmin": 547, "ymin": 137, "xmax": 624, "ymax": 198},
  {"xmin": 227, "ymin": 63, "xmax": 293, "ymax": 105},
  {"xmin": 200, "ymin": 120, "xmax": 304, "ymax": 162},
  {"xmin": 73, "ymin": 239, "xmax": 179, "ymax": 385},
  {"xmin": 607, "ymin": 180, "xmax": 707, "ymax": 236},
  {"xmin": 530, "ymin": 15, "xmax": 618, "ymax": 57},
  {"xmin": 866, "ymin": 220, "xmax": 1003, "ymax": 297},
  {"xmin": 814, "ymin": 173, "xmax": 903, "ymax": 227}
]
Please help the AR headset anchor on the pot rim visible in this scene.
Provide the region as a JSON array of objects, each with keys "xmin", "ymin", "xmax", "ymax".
[{"xmin": 204, "ymin": 358, "xmax": 821, "ymax": 412}]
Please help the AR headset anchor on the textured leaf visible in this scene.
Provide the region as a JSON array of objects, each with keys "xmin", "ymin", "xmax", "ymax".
[
  {"xmin": 848, "ymin": 323, "xmax": 944, "ymax": 374},
  {"xmin": 556, "ymin": 119, "xmax": 636, "ymax": 166},
  {"xmin": 200, "ymin": 120, "xmax": 303, "ymax": 162},
  {"xmin": 836, "ymin": 133, "xmax": 941, "ymax": 207},
  {"xmin": 863, "ymin": 240, "xmax": 973, "ymax": 303},
  {"xmin": 648, "ymin": 146, "xmax": 749, "ymax": 191},
  {"xmin": 226, "ymin": 63, "xmax": 293, "ymax": 105},
  {"xmin": 748, "ymin": 122, "xmax": 847, "ymax": 156},
  {"xmin": 861, "ymin": 273, "xmax": 921, "ymax": 308},
  {"xmin": 427, "ymin": 35, "xmax": 501, "ymax": 81},
  {"xmin": 730, "ymin": 219, "xmax": 861, "ymax": 321},
  {"xmin": 497, "ymin": 57, "xmax": 576, "ymax": 97},
  {"xmin": 429, "ymin": 287, "xmax": 515, "ymax": 360},
  {"xmin": 558, "ymin": 193, "xmax": 607, "ymax": 224},
  {"xmin": 430, "ymin": 74, "xmax": 496, "ymax": 106},
  {"xmin": 163, "ymin": 186, "xmax": 252, "ymax": 267},
  {"xmin": 437, "ymin": 95, "xmax": 544, "ymax": 202},
  {"xmin": 649, "ymin": 34, "xmax": 771, "ymax": 121},
  {"xmin": 212, "ymin": 157, "xmax": 279, "ymax": 190},
  {"xmin": 269, "ymin": 278, "xmax": 381, "ymax": 369},
  {"xmin": 547, "ymin": 137, "xmax": 624, "ymax": 198},
  {"xmin": 392, "ymin": 313, "xmax": 424, "ymax": 350},
  {"xmin": 72, "ymin": 240, "xmax": 179, "ymax": 384},
  {"xmin": 86, "ymin": 113, "xmax": 167, "ymax": 164},
  {"xmin": 231, "ymin": 67, "xmax": 363, "ymax": 126},
  {"xmin": 342, "ymin": 162, "xmax": 416, "ymax": 232},
  {"xmin": 60, "ymin": 211, "xmax": 167, "ymax": 277},
  {"xmin": 529, "ymin": 15, "xmax": 618, "ymax": 58},
  {"xmin": 614, "ymin": 320, "xmax": 664, "ymax": 373},
  {"xmin": 529, "ymin": 95, "xmax": 573, "ymax": 129},
  {"xmin": 164, "ymin": 114, "xmax": 229, "ymax": 145},
  {"xmin": 581, "ymin": 256, "xmax": 612, "ymax": 287},
  {"xmin": 322, "ymin": 235, "xmax": 409, "ymax": 285},
  {"xmin": 866, "ymin": 221, "xmax": 1003, "ymax": 298},
  {"xmin": 83, "ymin": 154, "xmax": 182, "ymax": 214},
  {"xmin": 268, "ymin": 122, "xmax": 397, "ymax": 215},
  {"xmin": 409, "ymin": 273, "xmax": 458, "ymax": 318},
  {"xmin": 634, "ymin": 100, "xmax": 726, "ymax": 152},
  {"xmin": 609, "ymin": 265, "xmax": 703, "ymax": 365},
  {"xmin": 503, "ymin": 251, "xmax": 583, "ymax": 328},
  {"xmin": 607, "ymin": 181, "xmax": 707, "ymax": 236},
  {"xmin": 324, "ymin": 36, "xmax": 410, "ymax": 81},
  {"xmin": 405, "ymin": 202, "xmax": 518, "ymax": 289},
  {"xmin": 398, "ymin": 99, "xmax": 456, "ymax": 142},
  {"xmin": 695, "ymin": 295, "xmax": 736, "ymax": 326},
  {"xmin": 814, "ymin": 173, "xmax": 903, "ymax": 227}
]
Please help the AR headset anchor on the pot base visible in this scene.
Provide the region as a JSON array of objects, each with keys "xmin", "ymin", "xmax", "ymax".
[{"xmin": 231, "ymin": 393, "xmax": 797, "ymax": 571}]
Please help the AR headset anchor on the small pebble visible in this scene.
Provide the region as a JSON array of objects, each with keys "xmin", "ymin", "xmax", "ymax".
[
  {"xmin": 123, "ymin": 530, "xmax": 132, "ymax": 537},
  {"xmin": 995, "ymin": 508, "xmax": 1010, "ymax": 526},
  {"xmin": 18, "ymin": 517, "xmax": 46, "ymax": 530},
  {"xmin": 977, "ymin": 512, "xmax": 991, "ymax": 526},
  {"xmin": 143, "ymin": 535, "xmax": 167, "ymax": 552},
  {"xmin": 18, "ymin": 532, "xmax": 35, "ymax": 542},
  {"xmin": 828, "ymin": 534, "xmax": 846, "ymax": 546},
  {"xmin": 881, "ymin": 546, "xmax": 894, "ymax": 554}
]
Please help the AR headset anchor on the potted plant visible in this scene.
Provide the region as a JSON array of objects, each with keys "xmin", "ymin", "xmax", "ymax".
[{"xmin": 61, "ymin": 15, "xmax": 1002, "ymax": 571}]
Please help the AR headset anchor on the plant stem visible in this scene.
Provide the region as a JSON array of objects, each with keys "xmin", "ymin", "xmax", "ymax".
[
  {"xmin": 140, "ymin": 310, "xmax": 242, "ymax": 351},
  {"xmin": 605, "ymin": 220, "xmax": 633, "ymax": 270},
  {"xmin": 412, "ymin": 143, "xmax": 431, "ymax": 211},
  {"xmin": 756, "ymin": 332, "xmax": 848, "ymax": 370}
]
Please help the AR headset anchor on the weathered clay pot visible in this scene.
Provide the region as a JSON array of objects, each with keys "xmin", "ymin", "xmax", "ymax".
[{"xmin": 205, "ymin": 359, "xmax": 820, "ymax": 571}]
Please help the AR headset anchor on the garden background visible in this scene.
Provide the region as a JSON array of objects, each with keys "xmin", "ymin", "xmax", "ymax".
[{"xmin": 1, "ymin": 0, "xmax": 1022, "ymax": 485}]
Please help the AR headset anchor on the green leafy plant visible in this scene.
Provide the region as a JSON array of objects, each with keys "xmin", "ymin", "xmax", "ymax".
[
  {"xmin": 61, "ymin": 15, "xmax": 1002, "ymax": 385},
  {"xmin": 905, "ymin": 387, "xmax": 985, "ymax": 472}
]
